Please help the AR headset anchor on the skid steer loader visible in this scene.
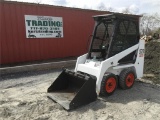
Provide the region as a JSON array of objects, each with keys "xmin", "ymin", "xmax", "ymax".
[{"xmin": 47, "ymin": 13, "xmax": 145, "ymax": 110}]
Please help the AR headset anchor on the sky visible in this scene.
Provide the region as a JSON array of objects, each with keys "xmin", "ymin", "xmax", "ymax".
[{"xmin": 8, "ymin": 0, "xmax": 160, "ymax": 14}]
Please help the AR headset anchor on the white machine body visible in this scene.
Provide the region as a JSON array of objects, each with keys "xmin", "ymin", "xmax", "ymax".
[{"xmin": 75, "ymin": 40, "xmax": 145, "ymax": 94}]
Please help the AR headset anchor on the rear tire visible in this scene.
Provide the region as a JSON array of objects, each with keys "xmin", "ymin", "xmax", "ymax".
[
  {"xmin": 100, "ymin": 73, "xmax": 117, "ymax": 96},
  {"xmin": 119, "ymin": 68, "xmax": 136, "ymax": 89}
]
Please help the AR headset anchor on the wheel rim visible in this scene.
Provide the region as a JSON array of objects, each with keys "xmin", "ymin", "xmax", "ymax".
[
  {"xmin": 105, "ymin": 77, "xmax": 116, "ymax": 93},
  {"xmin": 126, "ymin": 73, "xmax": 134, "ymax": 87}
]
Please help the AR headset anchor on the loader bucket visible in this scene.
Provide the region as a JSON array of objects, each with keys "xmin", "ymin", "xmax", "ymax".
[{"xmin": 47, "ymin": 69, "xmax": 97, "ymax": 110}]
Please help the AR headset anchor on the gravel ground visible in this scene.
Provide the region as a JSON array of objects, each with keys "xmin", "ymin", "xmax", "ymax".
[{"xmin": 0, "ymin": 69, "xmax": 160, "ymax": 120}]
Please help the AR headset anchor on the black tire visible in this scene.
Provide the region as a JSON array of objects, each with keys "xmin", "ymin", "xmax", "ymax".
[
  {"xmin": 119, "ymin": 68, "xmax": 136, "ymax": 89},
  {"xmin": 100, "ymin": 73, "xmax": 117, "ymax": 96}
]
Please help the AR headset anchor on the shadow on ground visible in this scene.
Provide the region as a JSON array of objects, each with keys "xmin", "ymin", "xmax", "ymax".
[
  {"xmin": 69, "ymin": 81, "xmax": 160, "ymax": 113},
  {"xmin": 99, "ymin": 81, "xmax": 160, "ymax": 104}
]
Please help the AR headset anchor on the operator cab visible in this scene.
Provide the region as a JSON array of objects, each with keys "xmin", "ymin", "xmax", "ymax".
[{"xmin": 88, "ymin": 13, "xmax": 141, "ymax": 64}]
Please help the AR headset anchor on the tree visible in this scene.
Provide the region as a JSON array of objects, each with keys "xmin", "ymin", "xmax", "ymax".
[
  {"xmin": 97, "ymin": 3, "xmax": 107, "ymax": 11},
  {"xmin": 122, "ymin": 7, "xmax": 132, "ymax": 14},
  {"xmin": 35, "ymin": 0, "xmax": 41, "ymax": 4},
  {"xmin": 140, "ymin": 13, "xmax": 160, "ymax": 35},
  {"xmin": 97, "ymin": 3, "xmax": 115, "ymax": 12}
]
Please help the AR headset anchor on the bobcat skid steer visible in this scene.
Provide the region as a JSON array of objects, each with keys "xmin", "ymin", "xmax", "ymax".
[{"xmin": 47, "ymin": 13, "xmax": 145, "ymax": 110}]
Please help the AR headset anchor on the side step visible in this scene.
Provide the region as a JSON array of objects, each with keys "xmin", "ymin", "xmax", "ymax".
[{"xmin": 47, "ymin": 69, "xmax": 97, "ymax": 110}]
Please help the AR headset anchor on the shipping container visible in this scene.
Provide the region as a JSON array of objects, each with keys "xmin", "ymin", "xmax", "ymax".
[{"xmin": 0, "ymin": 1, "xmax": 110, "ymax": 64}]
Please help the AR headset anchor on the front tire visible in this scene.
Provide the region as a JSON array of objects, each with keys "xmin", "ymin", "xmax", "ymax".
[
  {"xmin": 100, "ymin": 73, "xmax": 117, "ymax": 96},
  {"xmin": 119, "ymin": 68, "xmax": 136, "ymax": 89}
]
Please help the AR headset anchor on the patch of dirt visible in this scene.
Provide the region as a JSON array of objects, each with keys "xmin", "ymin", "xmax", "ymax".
[
  {"xmin": 0, "ymin": 70, "xmax": 160, "ymax": 120},
  {"xmin": 144, "ymin": 40, "xmax": 160, "ymax": 84}
]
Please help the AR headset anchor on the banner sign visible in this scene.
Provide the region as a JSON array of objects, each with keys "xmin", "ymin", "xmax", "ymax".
[{"xmin": 25, "ymin": 15, "xmax": 63, "ymax": 38}]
